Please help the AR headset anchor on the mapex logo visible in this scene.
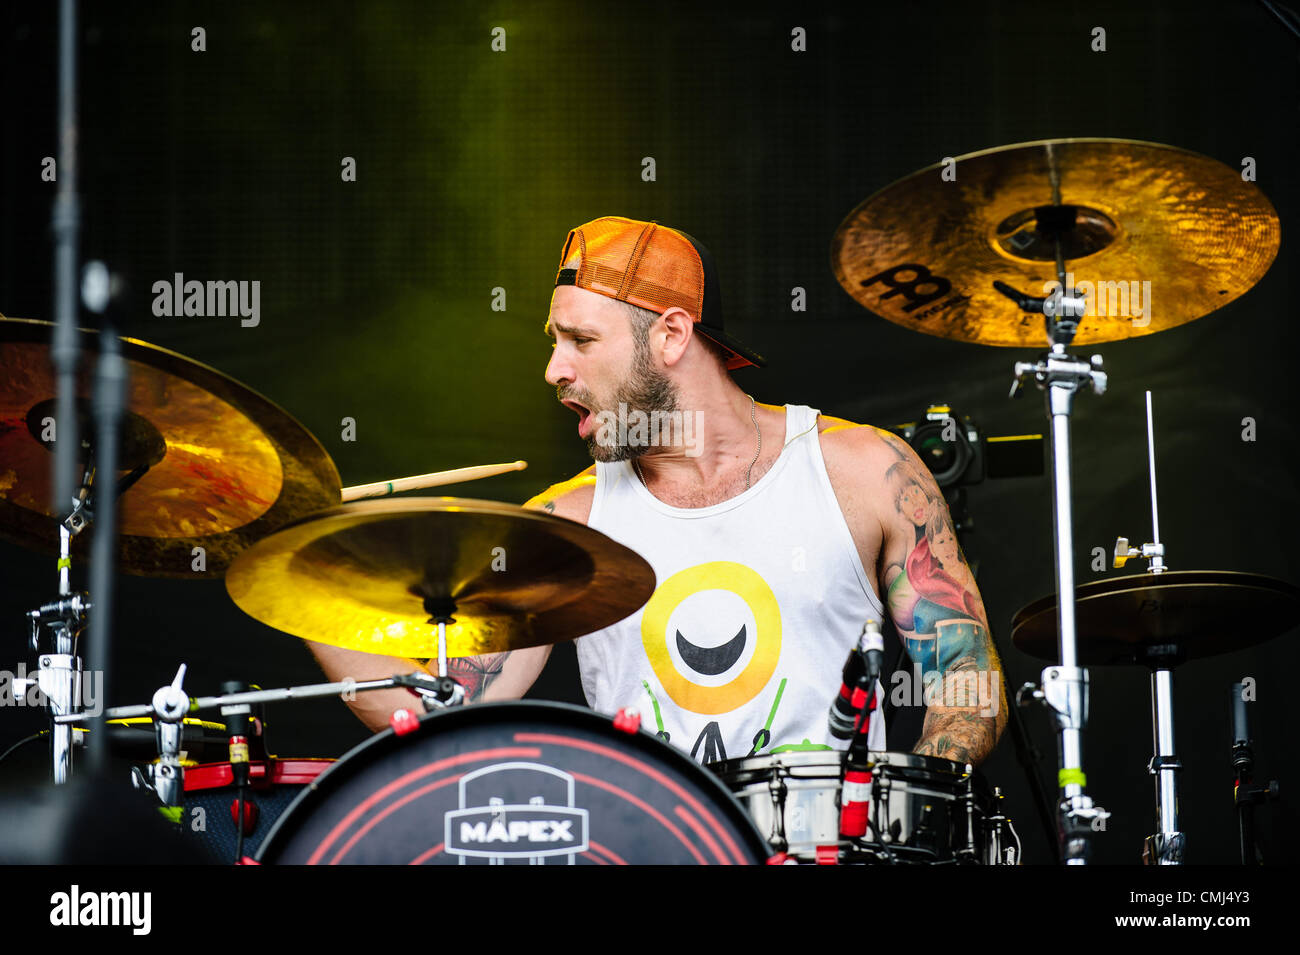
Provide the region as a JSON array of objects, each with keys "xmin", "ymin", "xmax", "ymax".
[{"xmin": 444, "ymin": 762, "xmax": 589, "ymax": 864}]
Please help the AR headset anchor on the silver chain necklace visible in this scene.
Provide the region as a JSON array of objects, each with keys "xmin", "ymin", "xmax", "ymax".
[{"xmin": 634, "ymin": 394, "xmax": 761, "ymax": 491}]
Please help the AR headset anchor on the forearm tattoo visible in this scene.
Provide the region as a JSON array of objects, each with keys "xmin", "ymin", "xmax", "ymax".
[{"xmin": 445, "ymin": 652, "xmax": 510, "ymax": 702}]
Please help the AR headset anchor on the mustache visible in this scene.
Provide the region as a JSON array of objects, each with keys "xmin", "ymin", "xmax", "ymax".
[{"xmin": 558, "ymin": 387, "xmax": 595, "ymax": 407}]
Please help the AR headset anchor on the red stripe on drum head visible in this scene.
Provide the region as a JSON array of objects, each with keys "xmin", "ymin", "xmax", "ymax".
[
  {"xmin": 673, "ymin": 805, "xmax": 727, "ymax": 863},
  {"xmin": 517, "ymin": 732, "xmax": 749, "ymax": 864},
  {"xmin": 588, "ymin": 840, "xmax": 628, "ymax": 865},
  {"xmin": 408, "ymin": 844, "xmax": 444, "ymax": 865},
  {"xmin": 328, "ymin": 772, "xmax": 467, "ymax": 864},
  {"xmin": 570, "ymin": 772, "xmax": 707, "ymax": 865},
  {"xmin": 306, "ymin": 746, "xmax": 540, "ymax": 865}
]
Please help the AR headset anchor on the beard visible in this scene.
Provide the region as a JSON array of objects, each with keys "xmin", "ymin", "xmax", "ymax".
[{"xmin": 565, "ymin": 335, "xmax": 680, "ymax": 463}]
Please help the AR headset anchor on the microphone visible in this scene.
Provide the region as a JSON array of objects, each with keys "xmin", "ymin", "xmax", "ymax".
[
  {"xmin": 836, "ymin": 621, "xmax": 884, "ymax": 842},
  {"xmin": 221, "ymin": 681, "xmax": 256, "ymax": 861},
  {"xmin": 828, "ymin": 620, "xmax": 883, "ymax": 740}
]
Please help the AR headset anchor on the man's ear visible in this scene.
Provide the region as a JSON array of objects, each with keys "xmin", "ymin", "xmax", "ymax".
[{"xmin": 659, "ymin": 307, "xmax": 695, "ymax": 366}]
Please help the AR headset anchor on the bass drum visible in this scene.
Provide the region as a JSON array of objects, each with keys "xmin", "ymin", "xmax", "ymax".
[{"xmin": 257, "ymin": 701, "xmax": 772, "ymax": 865}]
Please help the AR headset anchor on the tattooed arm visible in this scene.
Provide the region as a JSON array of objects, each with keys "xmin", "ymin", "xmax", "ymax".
[
  {"xmin": 306, "ymin": 469, "xmax": 596, "ymax": 732},
  {"xmin": 873, "ymin": 432, "xmax": 1008, "ymax": 766}
]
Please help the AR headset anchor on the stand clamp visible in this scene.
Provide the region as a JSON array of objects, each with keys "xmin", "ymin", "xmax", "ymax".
[
  {"xmin": 393, "ymin": 671, "xmax": 465, "ymax": 711},
  {"xmin": 132, "ymin": 665, "xmax": 190, "ymax": 808},
  {"xmin": 1010, "ymin": 349, "xmax": 1107, "ymax": 400},
  {"xmin": 1114, "ymin": 537, "xmax": 1166, "ymax": 573}
]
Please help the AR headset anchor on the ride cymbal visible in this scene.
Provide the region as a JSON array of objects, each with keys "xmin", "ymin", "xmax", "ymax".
[
  {"xmin": 0, "ymin": 318, "xmax": 341, "ymax": 576},
  {"xmin": 832, "ymin": 138, "xmax": 1280, "ymax": 346},
  {"xmin": 1010, "ymin": 570, "xmax": 1300, "ymax": 665},
  {"xmin": 224, "ymin": 497, "xmax": 656, "ymax": 658}
]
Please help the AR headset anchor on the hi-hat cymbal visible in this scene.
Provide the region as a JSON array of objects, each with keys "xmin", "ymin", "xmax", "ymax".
[
  {"xmin": 0, "ymin": 318, "xmax": 341, "ymax": 576},
  {"xmin": 832, "ymin": 138, "xmax": 1280, "ymax": 346},
  {"xmin": 1011, "ymin": 570, "xmax": 1300, "ymax": 666},
  {"xmin": 224, "ymin": 497, "xmax": 656, "ymax": 658}
]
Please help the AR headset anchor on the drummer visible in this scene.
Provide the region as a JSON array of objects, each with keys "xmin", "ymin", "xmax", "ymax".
[{"xmin": 310, "ymin": 216, "xmax": 1007, "ymax": 767}]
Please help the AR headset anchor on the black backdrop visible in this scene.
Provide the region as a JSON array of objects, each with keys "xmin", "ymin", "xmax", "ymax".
[{"xmin": 1, "ymin": 0, "xmax": 1296, "ymax": 866}]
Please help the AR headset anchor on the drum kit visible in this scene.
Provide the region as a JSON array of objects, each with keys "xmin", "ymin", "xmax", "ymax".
[{"xmin": 1, "ymin": 137, "xmax": 1292, "ymax": 865}]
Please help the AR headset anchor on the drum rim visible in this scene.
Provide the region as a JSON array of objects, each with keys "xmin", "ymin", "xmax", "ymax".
[
  {"xmin": 710, "ymin": 748, "xmax": 970, "ymax": 778},
  {"xmin": 255, "ymin": 700, "xmax": 771, "ymax": 864}
]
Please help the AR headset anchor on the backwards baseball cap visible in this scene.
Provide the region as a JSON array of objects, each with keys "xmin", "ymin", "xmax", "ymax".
[{"xmin": 554, "ymin": 216, "xmax": 766, "ymax": 370}]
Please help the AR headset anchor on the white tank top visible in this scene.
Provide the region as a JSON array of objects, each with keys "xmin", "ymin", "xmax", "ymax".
[{"xmin": 577, "ymin": 404, "xmax": 887, "ymax": 764}]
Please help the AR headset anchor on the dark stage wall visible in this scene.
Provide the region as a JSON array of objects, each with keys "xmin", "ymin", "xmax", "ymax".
[{"xmin": 1, "ymin": 0, "xmax": 1296, "ymax": 866}]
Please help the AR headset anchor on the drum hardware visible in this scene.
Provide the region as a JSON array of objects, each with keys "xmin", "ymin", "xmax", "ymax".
[
  {"xmin": 764, "ymin": 773, "xmax": 789, "ymax": 854},
  {"xmin": 1003, "ymin": 269, "xmax": 1110, "ymax": 867},
  {"xmin": 77, "ymin": 667, "xmax": 465, "ymax": 863},
  {"xmin": 835, "ymin": 137, "xmax": 1281, "ymax": 864},
  {"xmin": 984, "ymin": 787, "xmax": 1021, "ymax": 865},
  {"xmin": 68, "ymin": 672, "xmax": 469, "ymax": 731},
  {"xmin": 24, "ymin": 591, "xmax": 91, "ymax": 784},
  {"xmin": 393, "ymin": 671, "xmax": 466, "ymax": 709},
  {"xmin": 126, "ymin": 664, "xmax": 190, "ymax": 809},
  {"xmin": 1013, "ymin": 394, "xmax": 1300, "ymax": 864},
  {"xmin": 1122, "ymin": 394, "xmax": 1178, "ymax": 864}
]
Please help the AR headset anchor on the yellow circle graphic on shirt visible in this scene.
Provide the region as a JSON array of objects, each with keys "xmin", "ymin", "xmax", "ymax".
[{"xmin": 641, "ymin": 561, "xmax": 782, "ymax": 715}]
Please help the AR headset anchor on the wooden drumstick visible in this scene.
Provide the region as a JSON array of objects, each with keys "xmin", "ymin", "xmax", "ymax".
[{"xmin": 340, "ymin": 460, "xmax": 528, "ymax": 501}]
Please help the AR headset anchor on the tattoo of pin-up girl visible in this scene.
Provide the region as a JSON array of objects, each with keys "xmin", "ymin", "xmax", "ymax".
[{"xmin": 884, "ymin": 462, "xmax": 982, "ymax": 674}]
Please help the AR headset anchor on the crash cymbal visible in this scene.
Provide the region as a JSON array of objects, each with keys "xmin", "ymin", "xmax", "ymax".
[
  {"xmin": 225, "ymin": 497, "xmax": 656, "ymax": 657},
  {"xmin": 1010, "ymin": 570, "xmax": 1300, "ymax": 665},
  {"xmin": 0, "ymin": 318, "xmax": 341, "ymax": 577},
  {"xmin": 832, "ymin": 138, "xmax": 1280, "ymax": 346}
]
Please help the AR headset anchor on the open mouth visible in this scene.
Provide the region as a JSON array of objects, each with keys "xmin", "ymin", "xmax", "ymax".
[{"xmin": 560, "ymin": 398, "xmax": 594, "ymax": 438}]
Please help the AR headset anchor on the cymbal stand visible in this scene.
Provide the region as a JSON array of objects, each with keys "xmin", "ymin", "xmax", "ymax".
[
  {"xmin": 998, "ymin": 183, "xmax": 1110, "ymax": 862},
  {"xmin": 21, "ymin": 463, "xmax": 95, "ymax": 784},
  {"xmin": 422, "ymin": 596, "xmax": 467, "ymax": 709},
  {"xmin": 1112, "ymin": 392, "xmax": 1183, "ymax": 864},
  {"xmin": 71, "ymin": 673, "xmax": 466, "ymax": 728}
]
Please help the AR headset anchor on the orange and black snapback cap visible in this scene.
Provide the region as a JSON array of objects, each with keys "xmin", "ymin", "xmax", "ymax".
[{"xmin": 554, "ymin": 216, "xmax": 766, "ymax": 370}]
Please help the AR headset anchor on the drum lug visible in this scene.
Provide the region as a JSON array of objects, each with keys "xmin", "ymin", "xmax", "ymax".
[
  {"xmin": 389, "ymin": 708, "xmax": 421, "ymax": 736},
  {"xmin": 767, "ymin": 772, "xmax": 789, "ymax": 852},
  {"xmin": 612, "ymin": 707, "xmax": 642, "ymax": 734}
]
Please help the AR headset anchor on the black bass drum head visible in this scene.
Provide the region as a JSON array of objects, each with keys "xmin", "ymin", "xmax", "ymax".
[{"xmin": 256, "ymin": 701, "xmax": 771, "ymax": 865}]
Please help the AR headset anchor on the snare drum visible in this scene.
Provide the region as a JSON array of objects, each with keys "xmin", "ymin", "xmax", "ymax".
[
  {"xmin": 712, "ymin": 749, "xmax": 997, "ymax": 864},
  {"xmin": 257, "ymin": 702, "xmax": 771, "ymax": 865}
]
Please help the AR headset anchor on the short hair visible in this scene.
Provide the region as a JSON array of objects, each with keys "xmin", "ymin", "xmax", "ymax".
[{"xmin": 619, "ymin": 299, "xmax": 728, "ymax": 368}]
